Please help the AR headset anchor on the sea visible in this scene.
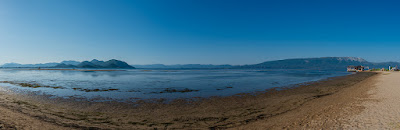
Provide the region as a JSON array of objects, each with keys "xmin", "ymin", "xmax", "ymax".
[{"xmin": 0, "ymin": 68, "xmax": 352, "ymax": 101}]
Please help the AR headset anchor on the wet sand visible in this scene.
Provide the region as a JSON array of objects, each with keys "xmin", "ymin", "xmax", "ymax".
[{"xmin": 0, "ymin": 72, "xmax": 378, "ymax": 129}]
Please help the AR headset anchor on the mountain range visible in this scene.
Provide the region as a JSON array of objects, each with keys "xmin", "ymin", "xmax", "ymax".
[
  {"xmin": 133, "ymin": 57, "xmax": 399, "ymax": 70},
  {"xmin": 1, "ymin": 62, "xmax": 60, "ymax": 68},
  {"xmin": 55, "ymin": 59, "xmax": 135, "ymax": 69},
  {"xmin": 1, "ymin": 57, "xmax": 398, "ymax": 70},
  {"xmin": 237, "ymin": 57, "xmax": 397, "ymax": 70},
  {"xmin": 131, "ymin": 64, "xmax": 233, "ymax": 69},
  {"xmin": 1, "ymin": 59, "xmax": 135, "ymax": 69}
]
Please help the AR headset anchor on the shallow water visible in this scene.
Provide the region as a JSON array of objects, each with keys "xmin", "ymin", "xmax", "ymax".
[{"xmin": 0, "ymin": 68, "xmax": 350, "ymax": 101}]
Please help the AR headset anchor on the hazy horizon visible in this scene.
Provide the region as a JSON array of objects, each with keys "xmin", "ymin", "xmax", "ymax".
[{"xmin": 2, "ymin": 1, "xmax": 400, "ymax": 65}]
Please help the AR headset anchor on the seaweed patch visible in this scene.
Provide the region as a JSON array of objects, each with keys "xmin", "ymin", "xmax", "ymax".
[
  {"xmin": 72, "ymin": 88, "xmax": 120, "ymax": 92},
  {"xmin": 0, "ymin": 81, "xmax": 65, "ymax": 89},
  {"xmin": 151, "ymin": 88, "xmax": 199, "ymax": 93}
]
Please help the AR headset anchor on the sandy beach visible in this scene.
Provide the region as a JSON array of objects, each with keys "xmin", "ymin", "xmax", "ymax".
[
  {"xmin": 0, "ymin": 71, "xmax": 393, "ymax": 129},
  {"xmin": 341, "ymin": 72, "xmax": 400, "ymax": 129}
]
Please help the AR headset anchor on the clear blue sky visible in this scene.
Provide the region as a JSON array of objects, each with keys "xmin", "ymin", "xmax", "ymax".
[{"xmin": 1, "ymin": 0, "xmax": 400, "ymax": 65}]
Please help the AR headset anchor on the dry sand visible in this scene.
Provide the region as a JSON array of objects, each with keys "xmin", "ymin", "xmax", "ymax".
[
  {"xmin": 238, "ymin": 72, "xmax": 379, "ymax": 129},
  {"xmin": 0, "ymin": 72, "xmax": 384, "ymax": 129},
  {"xmin": 340, "ymin": 72, "xmax": 400, "ymax": 129}
]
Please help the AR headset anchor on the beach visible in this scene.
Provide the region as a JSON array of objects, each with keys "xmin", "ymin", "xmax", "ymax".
[
  {"xmin": 0, "ymin": 71, "xmax": 388, "ymax": 129},
  {"xmin": 341, "ymin": 72, "xmax": 400, "ymax": 129}
]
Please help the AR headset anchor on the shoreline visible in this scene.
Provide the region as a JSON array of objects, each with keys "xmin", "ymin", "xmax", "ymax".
[{"xmin": 0, "ymin": 72, "xmax": 377, "ymax": 129}]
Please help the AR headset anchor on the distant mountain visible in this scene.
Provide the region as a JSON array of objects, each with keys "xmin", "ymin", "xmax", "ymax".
[
  {"xmin": 102, "ymin": 59, "xmax": 134, "ymax": 68},
  {"xmin": 56, "ymin": 59, "xmax": 135, "ymax": 69},
  {"xmin": 239, "ymin": 57, "xmax": 399, "ymax": 70},
  {"xmin": 1, "ymin": 62, "xmax": 59, "ymax": 68},
  {"xmin": 1, "ymin": 59, "xmax": 135, "ymax": 69},
  {"xmin": 60, "ymin": 60, "xmax": 80, "ymax": 65},
  {"xmin": 1, "ymin": 63, "xmax": 25, "ymax": 68},
  {"xmin": 54, "ymin": 63, "xmax": 77, "ymax": 68},
  {"xmin": 89, "ymin": 59, "xmax": 104, "ymax": 65},
  {"xmin": 132, "ymin": 64, "xmax": 233, "ymax": 69},
  {"xmin": 76, "ymin": 61, "xmax": 100, "ymax": 68}
]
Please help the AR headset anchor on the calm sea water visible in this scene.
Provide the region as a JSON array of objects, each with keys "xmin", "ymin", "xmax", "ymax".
[{"xmin": 0, "ymin": 69, "xmax": 351, "ymax": 101}]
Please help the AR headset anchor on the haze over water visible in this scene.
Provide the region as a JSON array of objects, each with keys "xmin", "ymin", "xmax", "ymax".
[{"xmin": 0, "ymin": 69, "xmax": 350, "ymax": 101}]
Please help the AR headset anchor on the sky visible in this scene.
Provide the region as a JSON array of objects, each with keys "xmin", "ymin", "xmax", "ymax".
[{"xmin": 1, "ymin": 0, "xmax": 400, "ymax": 65}]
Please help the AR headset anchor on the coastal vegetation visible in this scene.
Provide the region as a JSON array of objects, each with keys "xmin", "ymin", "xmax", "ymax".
[{"xmin": 370, "ymin": 68, "xmax": 382, "ymax": 71}]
